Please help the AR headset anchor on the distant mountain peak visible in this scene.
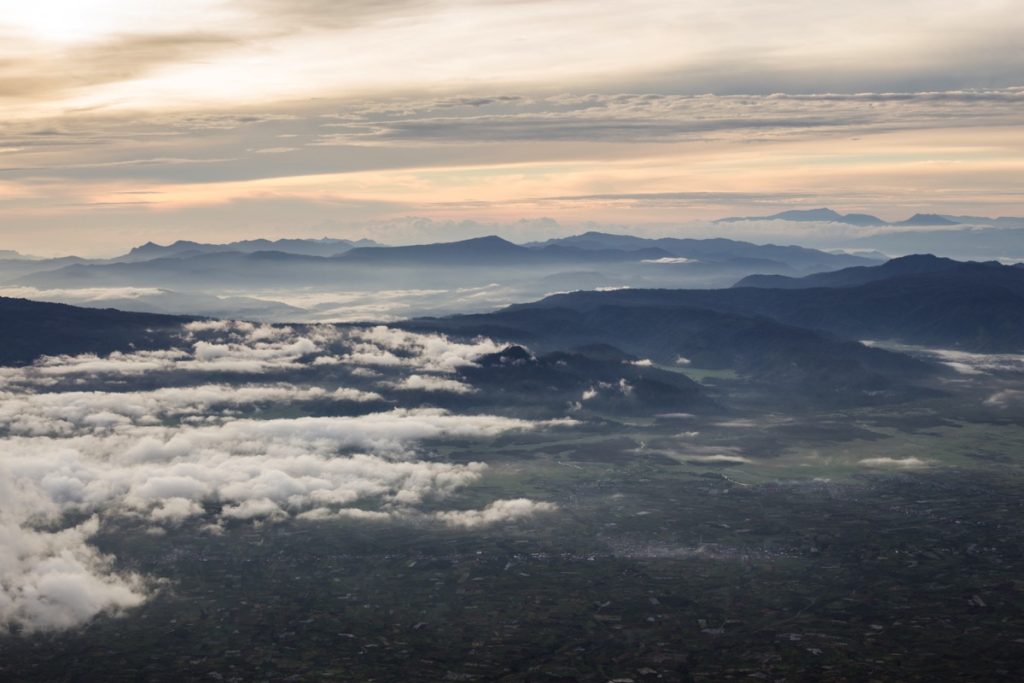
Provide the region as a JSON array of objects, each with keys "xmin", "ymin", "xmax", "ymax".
[
  {"xmin": 716, "ymin": 208, "xmax": 886, "ymax": 227},
  {"xmin": 462, "ymin": 235, "xmax": 518, "ymax": 247},
  {"xmin": 893, "ymin": 213, "xmax": 959, "ymax": 227}
]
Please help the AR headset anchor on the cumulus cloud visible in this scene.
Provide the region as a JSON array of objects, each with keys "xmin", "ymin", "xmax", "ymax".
[
  {"xmin": 0, "ymin": 398, "xmax": 568, "ymax": 632},
  {"xmin": 0, "ymin": 384, "xmax": 332, "ymax": 435},
  {"xmin": 391, "ymin": 374, "xmax": 476, "ymax": 394},
  {"xmin": 341, "ymin": 326, "xmax": 505, "ymax": 373},
  {"xmin": 0, "ymin": 515, "xmax": 149, "ymax": 634},
  {"xmin": 0, "ymin": 321, "xmax": 573, "ymax": 632},
  {"xmin": 333, "ymin": 387, "xmax": 385, "ymax": 402},
  {"xmin": 434, "ymin": 499, "xmax": 557, "ymax": 528}
]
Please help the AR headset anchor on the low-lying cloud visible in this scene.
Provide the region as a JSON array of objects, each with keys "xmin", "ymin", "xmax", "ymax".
[{"xmin": 0, "ymin": 321, "xmax": 568, "ymax": 634}]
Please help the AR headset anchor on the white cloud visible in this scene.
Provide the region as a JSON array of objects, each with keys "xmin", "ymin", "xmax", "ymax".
[
  {"xmin": 858, "ymin": 457, "xmax": 929, "ymax": 469},
  {"xmin": 862, "ymin": 342, "xmax": 1024, "ymax": 375},
  {"xmin": 391, "ymin": 374, "xmax": 476, "ymax": 394},
  {"xmin": 0, "ymin": 398, "xmax": 570, "ymax": 632},
  {"xmin": 0, "ymin": 498, "xmax": 148, "ymax": 634},
  {"xmin": 333, "ymin": 387, "xmax": 385, "ymax": 402},
  {"xmin": 0, "ymin": 384, "xmax": 332, "ymax": 435},
  {"xmin": 983, "ymin": 389, "xmax": 1023, "ymax": 408},
  {"xmin": 642, "ymin": 257, "xmax": 696, "ymax": 265},
  {"xmin": 683, "ymin": 454, "xmax": 751, "ymax": 464},
  {"xmin": 434, "ymin": 499, "xmax": 557, "ymax": 528},
  {"xmin": 341, "ymin": 326, "xmax": 505, "ymax": 373},
  {"xmin": 0, "ymin": 322, "xmax": 573, "ymax": 632}
]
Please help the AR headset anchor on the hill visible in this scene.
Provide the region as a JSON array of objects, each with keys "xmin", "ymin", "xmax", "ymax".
[
  {"xmin": 0, "ymin": 297, "xmax": 190, "ymax": 365},
  {"xmin": 524, "ymin": 257, "xmax": 1024, "ymax": 351},
  {"xmin": 404, "ymin": 301, "xmax": 936, "ymax": 407},
  {"xmin": 733, "ymin": 254, "xmax": 964, "ymax": 288}
]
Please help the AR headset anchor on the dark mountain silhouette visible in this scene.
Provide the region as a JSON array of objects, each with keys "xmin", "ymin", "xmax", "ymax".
[
  {"xmin": 460, "ymin": 345, "xmax": 717, "ymax": 415},
  {"xmin": 0, "ymin": 297, "xmax": 190, "ymax": 365},
  {"xmin": 521, "ymin": 256, "xmax": 1024, "ymax": 351},
  {"xmin": 405, "ymin": 301, "xmax": 936, "ymax": 407},
  {"xmin": 733, "ymin": 254, "xmax": 964, "ymax": 288}
]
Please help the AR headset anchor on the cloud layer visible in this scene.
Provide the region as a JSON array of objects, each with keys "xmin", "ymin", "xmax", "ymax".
[{"xmin": 0, "ymin": 321, "xmax": 565, "ymax": 633}]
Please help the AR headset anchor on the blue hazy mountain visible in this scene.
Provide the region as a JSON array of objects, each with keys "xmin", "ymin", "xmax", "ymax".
[
  {"xmin": 849, "ymin": 227, "xmax": 1024, "ymax": 260},
  {"xmin": 334, "ymin": 236, "xmax": 675, "ymax": 265},
  {"xmin": 714, "ymin": 207, "xmax": 1022, "ymax": 231},
  {"xmin": 890, "ymin": 213, "xmax": 959, "ymax": 227},
  {"xmin": 715, "ymin": 208, "xmax": 887, "ymax": 226},
  {"xmin": 526, "ymin": 231, "xmax": 877, "ymax": 270},
  {"xmin": 10, "ymin": 235, "xmax": 872, "ymax": 295},
  {"xmin": 119, "ymin": 237, "xmax": 379, "ymax": 261},
  {"xmin": 0, "ymin": 255, "xmax": 91, "ymax": 279}
]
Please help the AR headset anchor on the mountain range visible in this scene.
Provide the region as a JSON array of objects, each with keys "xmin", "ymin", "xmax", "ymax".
[
  {"xmin": 1, "ymin": 235, "xmax": 879, "ymax": 323},
  {"xmin": 715, "ymin": 207, "xmax": 1023, "ymax": 228},
  {"xmin": 121, "ymin": 237, "xmax": 380, "ymax": 261},
  {"xmin": 506, "ymin": 255, "xmax": 1024, "ymax": 352},
  {"xmin": 8, "ymin": 247, "xmax": 1023, "ymax": 412}
]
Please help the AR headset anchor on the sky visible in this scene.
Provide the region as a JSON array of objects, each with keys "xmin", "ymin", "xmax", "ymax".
[{"xmin": 0, "ymin": 0, "xmax": 1022, "ymax": 255}]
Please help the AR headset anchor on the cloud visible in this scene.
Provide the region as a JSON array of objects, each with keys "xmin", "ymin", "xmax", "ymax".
[
  {"xmin": 858, "ymin": 457, "xmax": 929, "ymax": 469},
  {"xmin": 862, "ymin": 342, "xmax": 1024, "ymax": 375},
  {"xmin": 391, "ymin": 374, "xmax": 476, "ymax": 394},
  {"xmin": 434, "ymin": 499, "xmax": 557, "ymax": 528},
  {"xmin": 642, "ymin": 257, "xmax": 697, "ymax": 265},
  {"xmin": 0, "ymin": 328, "xmax": 572, "ymax": 634},
  {"xmin": 0, "ymin": 384, "xmax": 334, "ymax": 435},
  {"xmin": 0, "ymin": 514, "xmax": 148, "ymax": 634},
  {"xmin": 984, "ymin": 389, "xmax": 1024, "ymax": 408},
  {"xmin": 333, "ymin": 387, "xmax": 385, "ymax": 402},
  {"xmin": 683, "ymin": 454, "xmax": 752, "ymax": 464},
  {"xmin": 579, "ymin": 379, "xmax": 634, "ymax": 402},
  {"xmin": 341, "ymin": 325, "xmax": 505, "ymax": 373},
  {"xmin": 0, "ymin": 321, "xmax": 341, "ymax": 385},
  {"xmin": 0, "ymin": 31, "xmax": 241, "ymax": 100},
  {"xmin": 314, "ymin": 89, "xmax": 1024, "ymax": 147}
]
